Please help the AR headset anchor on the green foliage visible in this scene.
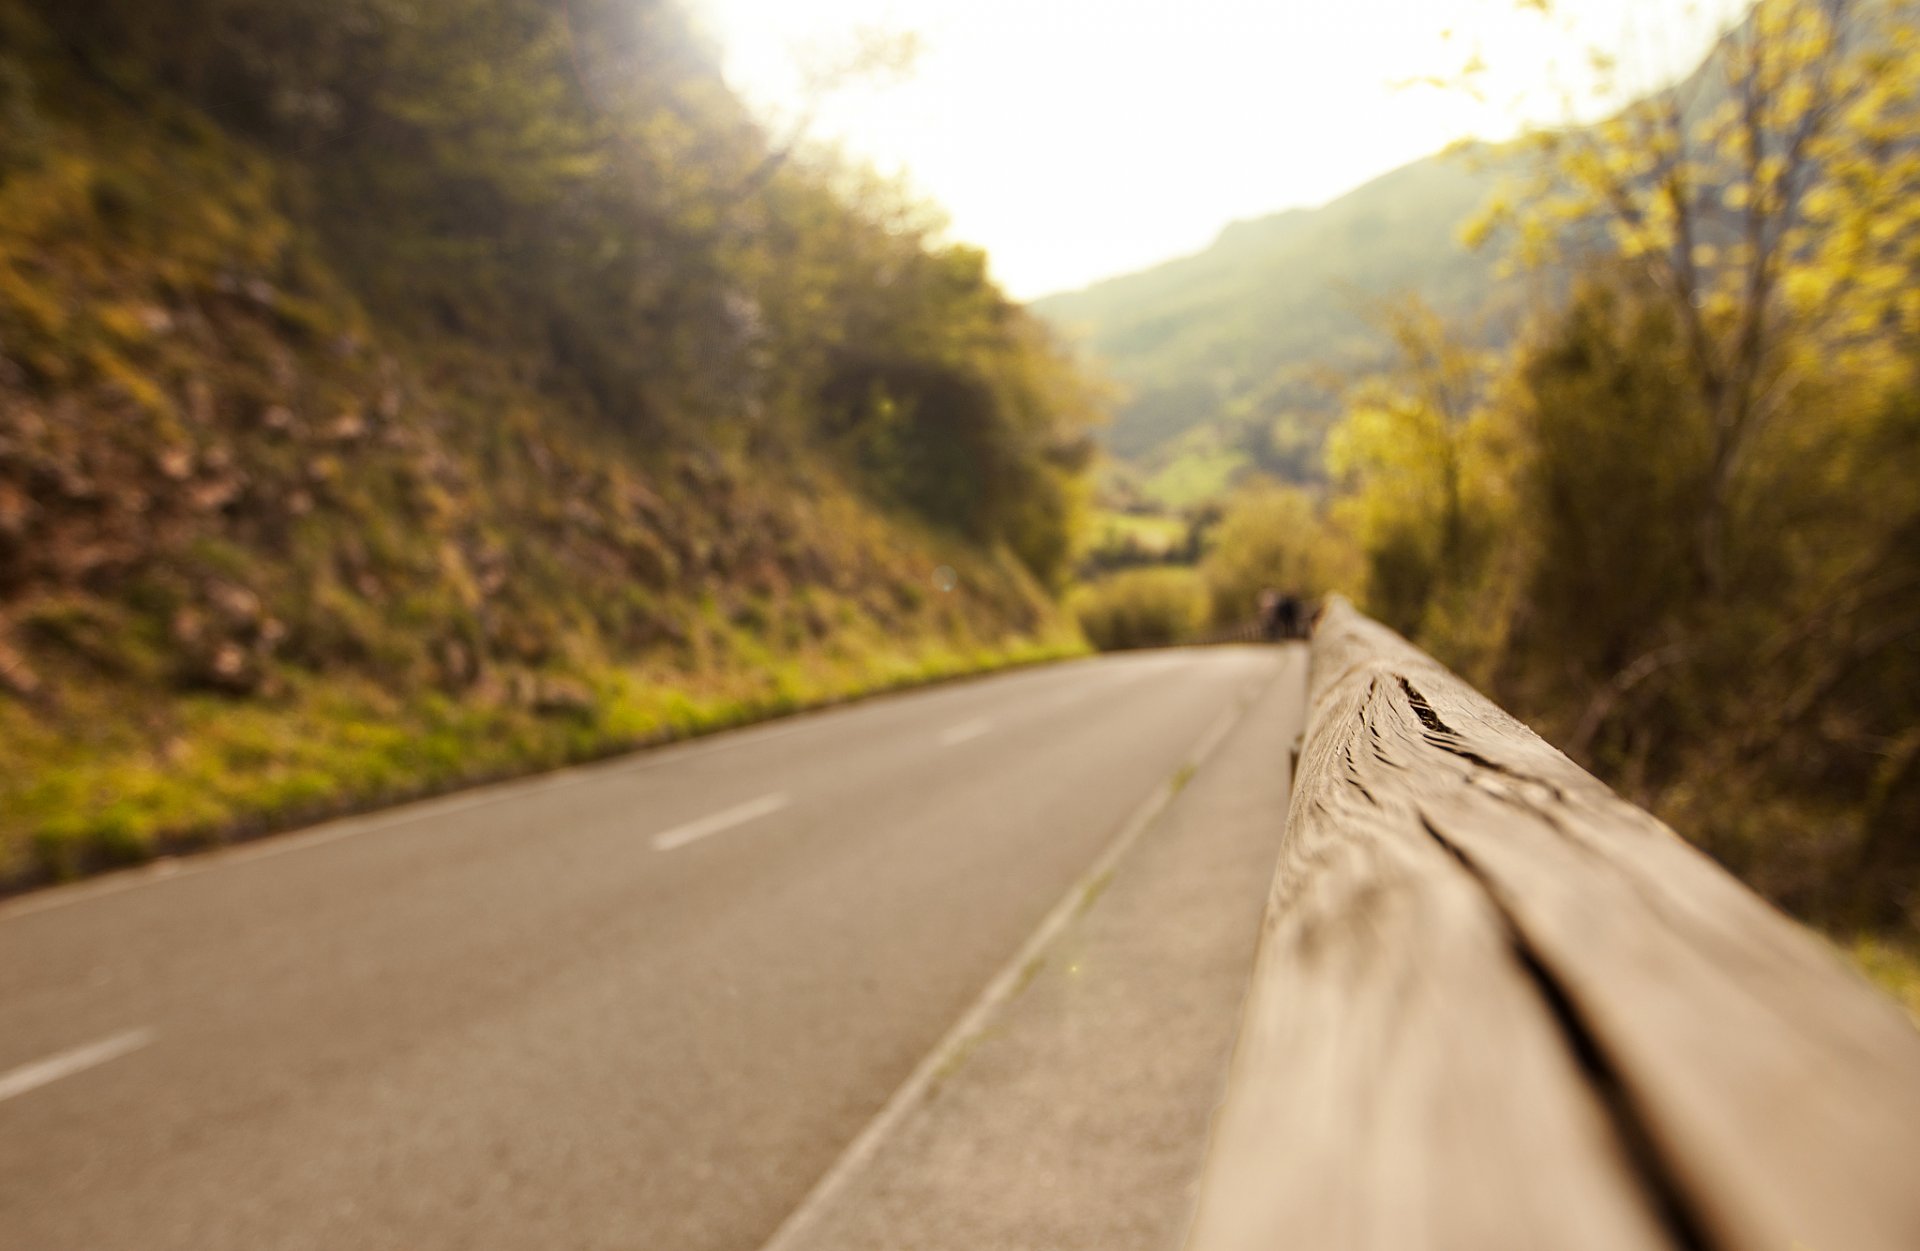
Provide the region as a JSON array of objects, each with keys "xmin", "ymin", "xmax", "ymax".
[
  {"xmin": 818, "ymin": 251, "xmax": 1099, "ymax": 583},
  {"xmin": 0, "ymin": 0, "xmax": 1102, "ymax": 885},
  {"xmin": 1143, "ymin": 434, "xmax": 1249, "ymax": 511},
  {"xmin": 1075, "ymin": 507, "xmax": 1195, "ymax": 580},
  {"xmin": 1508, "ymin": 282, "xmax": 1708, "ymax": 695},
  {"xmin": 1033, "ymin": 155, "xmax": 1513, "ymax": 499},
  {"xmin": 18, "ymin": 0, "xmax": 1100, "ymax": 585},
  {"xmin": 1848, "ymin": 935, "xmax": 1920, "ymax": 1026},
  {"xmin": 1324, "ymin": 298, "xmax": 1510, "ymax": 647},
  {"xmin": 1199, "ymin": 484, "xmax": 1357, "ymax": 627},
  {"xmin": 1474, "ymin": 0, "xmax": 1920, "ymax": 595},
  {"xmin": 1320, "ymin": 0, "xmax": 1920, "ymax": 946},
  {"xmin": 4, "ymin": 628, "xmax": 1085, "ymax": 884},
  {"xmin": 1072, "ymin": 567, "xmax": 1207, "ymax": 651}
]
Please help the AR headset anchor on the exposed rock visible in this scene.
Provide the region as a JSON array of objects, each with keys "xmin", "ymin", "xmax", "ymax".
[
  {"xmin": 624, "ymin": 481, "xmax": 666, "ymax": 524},
  {"xmin": 170, "ymin": 594, "xmax": 272, "ymax": 694},
  {"xmin": 530, "ymin": 674, "xmax": 596, "ymax": 719},
  {"xmin": 621, "ymin": 528, "xmax": 676, "ymax": 586},
  {"xmin": 206, "ymin": 581, "xmax": 262, "ymax": 626},
  {"xmin": 0, "ymin": 481, "xmax": 36, "ymax": 537},
  {"xmin": 209, "ymin": 641, "xmax": 248, "ymax": 682},
  {"xmin": 7, "ymin": 406, "xmax": 45, "ymax": 441},
  {"xmin": 563, "ymin": 498, "xmax": 601, "ymax": 530},
  {"xmin": 169, "ymin": 606, "xmax": 207, "ymax": 648},
  {"xmin": 184, "ymin": 376, "xmax": 213, "ymax": 423},
  {"xmin": 268, "ymin": 343, "xmax": 298, "ymax": 391},
  {"xmin": 189, "ymin": 476, "xmax": 242, "ymax": 512},
  {"xmin": 436, "ymin": 638, "xmax": 480, "ymax": 690},
  {"xmin": 56, "ymin": 467, "xmax": 99, "ymax": 501},
  {"xmin": 0, "ymin": 636, "xmax": 43, "ymax": 700},
  {"xmin": 157, "ymin": 447, "xmax": 194, "ymax": 480}
]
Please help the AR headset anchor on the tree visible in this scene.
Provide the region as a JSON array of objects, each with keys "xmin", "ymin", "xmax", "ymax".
[
  {"xmin": 1471, "ymin": 0, "xmax": 1920, "ymax": 594},
  {"xmin": 1324, "ymin": 297, "xmax": 1506, "ymax": 640},
  {"xmin": 1199, "ymin": 483, "xmax": 1357, "ymax": 627}
]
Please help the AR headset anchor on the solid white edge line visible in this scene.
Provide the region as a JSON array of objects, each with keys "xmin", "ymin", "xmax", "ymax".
[
  {"xmin": 651, "ymin": 793, "xmax": 792, "ymax": 852},
  {"xmin": 753, "ymin": 680, "xmax": 1266, "ymax": 1251},
  {"xmin": 0, "ymin": 1028, "xmax": 156, "ymax": 1104}
]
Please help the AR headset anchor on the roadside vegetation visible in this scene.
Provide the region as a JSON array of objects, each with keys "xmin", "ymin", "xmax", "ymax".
[
  {"xmin": 0, "ymin": 0, "xmax": 1099, "ymax": 887},
  {"xmin": 1069, "ymin": 480, "xmax": 1353, "ymax": 648},
  {"xmin": 1071, "ymin": 567, "xmax": 1207, "ymax": 651},
  {"xmin": 1098, "ymin": 0, "xmax": 1920, "ymax": 978}
]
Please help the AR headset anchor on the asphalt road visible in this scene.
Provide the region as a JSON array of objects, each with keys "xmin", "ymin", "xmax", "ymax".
[{"xmin": 0, "ymin": 646, "xmax": 1289, "ymax": 1251}]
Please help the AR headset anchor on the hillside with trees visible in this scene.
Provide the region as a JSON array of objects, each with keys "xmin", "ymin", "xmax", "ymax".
[
  {"xmin": 1070, "ymin": 0, "xmax": 1920, "ymax": 988},
  {"xmin": 0, "ymin": 0, "xmax": 1102, "ymax": 886},
  {"xmin": 1030, "ymin": 7, "xmax": 1798, "ymax": 511},
  {"xmin": 1034, "ymin": 150, "xmax": 1511, "ymax": 506}
]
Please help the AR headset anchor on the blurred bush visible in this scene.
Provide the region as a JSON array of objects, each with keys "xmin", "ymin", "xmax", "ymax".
[
  {"xmin": 1200, "ymin": 483, "xmax": 1358, "ymax": 627},
  {"xmin": 1072, "ymin": 567, "xmax": 1207, "ymax": 651}
]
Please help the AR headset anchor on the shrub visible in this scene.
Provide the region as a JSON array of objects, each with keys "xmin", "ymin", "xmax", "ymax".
[
  {"xmin": 1200, "ymin": 483, "xmax": 1359, "ymax": 627},
  {"xmin": 1072, "ymin": 567, "xmax": 1207, "ymax": 651}
]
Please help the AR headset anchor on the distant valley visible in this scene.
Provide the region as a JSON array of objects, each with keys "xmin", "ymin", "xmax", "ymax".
[{"xmin": 1031, "ymin": 149, "xmax": 1513, "ymax": 506}]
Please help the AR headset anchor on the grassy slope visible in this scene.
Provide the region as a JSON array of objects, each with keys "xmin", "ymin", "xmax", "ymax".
[{"xmin": 0, "ymin": 28, "xmax": 1082, "ymax": 888}]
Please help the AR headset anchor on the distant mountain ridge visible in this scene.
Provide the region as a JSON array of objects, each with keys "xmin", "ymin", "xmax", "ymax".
[
  {"xmin": 1029, "ymin": 6, "xmax": 1797, "ymax": 507},
  {"xmin": 1032, "ymin": 149, "xmax": 1514, "ymax": 504}
]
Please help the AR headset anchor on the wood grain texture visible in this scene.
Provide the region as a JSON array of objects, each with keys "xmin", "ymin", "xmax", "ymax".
[{"xmin": 1187, "ymin": 597, "xmax": 1920, "ymax": 1251}]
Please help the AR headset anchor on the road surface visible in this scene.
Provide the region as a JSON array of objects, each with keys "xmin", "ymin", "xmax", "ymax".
[{"xmin": 0, "ymin": 646, "xmax": 1292, "ymax": 1251}]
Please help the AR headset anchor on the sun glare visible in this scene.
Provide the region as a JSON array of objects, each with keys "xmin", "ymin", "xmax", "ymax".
[{"xmin": 689, "ymin": 0, "xmax": 1749, "ymax": 297}]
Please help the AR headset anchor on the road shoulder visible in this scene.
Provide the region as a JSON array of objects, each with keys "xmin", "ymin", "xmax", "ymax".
[{"xmin": 764, "ymin": 644, "xmax": 1307, "ymax": 1251}]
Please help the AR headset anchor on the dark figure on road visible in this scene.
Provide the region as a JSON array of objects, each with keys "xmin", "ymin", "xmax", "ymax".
[
  {"xmin": 1277, "ymin": 593, "xmax": 1302, "ymax": 640},
  {"xmin": 1259, "ymin": 589, "xmax": 1304, "ymax": 641}
]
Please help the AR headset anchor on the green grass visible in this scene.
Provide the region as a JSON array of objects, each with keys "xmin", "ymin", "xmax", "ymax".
[
  {"xmin": 1144, "ymin": 446, "xmax": 1250, "ymax": 510},
  {"xmin": 1073, "ymin": 867, "xmax": 1118, "ymax": 920},
  {"xmin": 0, "ymin": 51, "xmax": 1094, "ymax": 894},
  {"xmin": 1071, "ymin": 566, "xmax": 1208, "ymax": 651},
  {"xmin": 1, "ymin": 627, "xmax": 1086, "ymax": 890},
  {"xmin": 1083, "ymin": 509, "xmax": 1188, "ymax": 558},
  {"xmin": 1846, "ymin": 935, "xmax": 1920, "ymax": 1029},
  {"xmin": 1009, "ymin": 953, "xmax": 1049, "ymax": 999}
]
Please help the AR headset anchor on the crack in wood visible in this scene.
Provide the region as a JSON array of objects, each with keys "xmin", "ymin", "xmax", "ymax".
[
  {"xmin": 1397, "ymin": 675, "xmax": 1569, "ymax": 803},
  {"xmin": 1190, "ymin": 598, "xmax": 1920, "ymax": 1251},
  {"xmin": 1418, "ymin": 813, "xmax": 1717, "ymax": 1251}
]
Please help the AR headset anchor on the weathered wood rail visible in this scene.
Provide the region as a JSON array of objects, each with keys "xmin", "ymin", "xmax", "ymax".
[{"xmin": 1187, "ymin": 597, "xmax": 1920, "ymax": 1251}]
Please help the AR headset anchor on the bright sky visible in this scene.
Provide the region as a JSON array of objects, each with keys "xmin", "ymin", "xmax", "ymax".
[{"xmin": 687, "ymin": 0, "xmax": 1745, "ymax": 299}]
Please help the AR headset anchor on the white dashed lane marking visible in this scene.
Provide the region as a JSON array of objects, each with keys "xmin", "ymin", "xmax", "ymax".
[
  {"xmin": 0, "ymin": 1029, "xmax": 155, "ymax": 1104},
  {"xmin": 652, "ymin": 793, "xmax": 793, "ymax": 852}
]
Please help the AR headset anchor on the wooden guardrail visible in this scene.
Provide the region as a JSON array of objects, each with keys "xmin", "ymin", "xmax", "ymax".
[{"xmin": 1187, "ymin": 597, "xmax": 1920, "ymax": 1251}]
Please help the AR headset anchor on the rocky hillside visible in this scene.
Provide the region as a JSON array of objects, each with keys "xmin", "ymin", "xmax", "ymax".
[{"xmin": 0, "ymin": 0, "xmax": 1095, "ymax": 887}]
